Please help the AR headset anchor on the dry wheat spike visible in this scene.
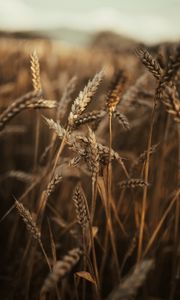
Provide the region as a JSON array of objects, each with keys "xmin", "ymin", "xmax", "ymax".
[
  {"xmin": 106, "ymin": 259, "xmax": 154, "ymax": 300},
  {"xmin": 15, "ymin": 200, "xmax": 41, "ymax": 240},
  {"xmin": 73, "ymin": 110, "xmax": 106, "ymax": 128},
  {"xmin": 119, "ymin": 179, "xmax": 149, "ymax": 189},
  {"xmin": 45, "ymin": 117, "xmax": 127, "ymax": 173},
  {"xmin": 40, "ymin": 248, "xmax": 82, "ymax": 295},
  {"xmin": 137, "ymin": 144, "xmax": 158, "ymax": 164},
  {"xmin": 113, "ymin": 110, "xmax": 130, "ymax": 130},
  {"xmin": 121, "ymin": 73, "xmax": 148, "ymax": 108},
  {"xmin": 160, "ymin": 46, "xmax": 180, "ymax": 85},
  {"xmin": 86, "ymin": 127, "xmax": 99, "ymax": 183},
  {"xmin": 0, "ymin": 90, "xmax": 42, "ymax": 131},
  {"xmin": 136, "ymin": 48, "xmax": 162, "ymax": 79},
  {"xmin": 44, "ymin": 117, "xmax": 66, "ymax": 140},
  {"xmin": 137, "ymin": 47, "xmax": 180, "ymax": 123},
  {"xmin": 58, "ymin": 76, "xmax": 77, "ymax": 118},
  {"xmin": 68, "ymin": 70, "xmax": 103, "ymax": 127},
  {"xmin": 45, "ymin": 173, "xmax": 62, "ymax": 198},
  {"xmin": 28, "ymin": 100, "xmax": 57, "ymax": 109},
  {"xmin": 73, "ymin": 184, "xmax": 89, "ymax": 229},
  {"xmin": 106, "ymin": 70, "xmax": 126, "ymax": 112},
  {"xmin": 159, "ymin": 84, "xmax": 180, "ymax": 122},
  {"xmin": 30, "ymin": 51, "xmax": 42, "ymax": 92},
  {"xmin": 6, "ymin": 170, "xmax": 35, "ymax": 183},
  {"xmin": 69, "ymin": 155, "xmax": 82, "ymax": 167}
]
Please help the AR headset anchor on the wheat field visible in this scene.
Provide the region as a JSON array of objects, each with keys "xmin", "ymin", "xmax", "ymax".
[{"xmin": 0, "ymin": 34, "xmax": 180, "ymax": 300}]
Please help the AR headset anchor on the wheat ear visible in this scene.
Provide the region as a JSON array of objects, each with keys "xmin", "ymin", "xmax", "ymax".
[
  {"xmin": 68, "ymin": 70, "xmax": 103, "ymax": 127},
  {"xmin": 15, "ymin": 200, "xmax": 51, "ymax": 271},
  {"xmin": 30, "ymin": 51, "xmax": 42, "ymax": 92},
  {"xmin": 40, "ymin": 248, "xmax": 82, "ymax": 295},
  {"xmin": 119, "ymin": 179, "xmax": 149, "ymax": 189},
  {"xmin": 0, "ymin": 90, "xmax": 42, "ymax": 131},
  {"xmin": 72, "ymin": 183, "xmax": 89, "ymax": 229},
  {"xmin": 106, "ymin": 259, "xmax": 154, "ymax": 300},
  {"xmin": 136, "ymin": 47, "xmax": 162, "ymax": 79},
  {"xmin": 15, "ymin": 200, "xmax": 41, "ymax": 240}
]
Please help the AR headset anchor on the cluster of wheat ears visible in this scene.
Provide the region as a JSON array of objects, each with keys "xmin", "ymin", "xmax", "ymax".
[{"xmin": 0, "ymin": 38, "xmax": 180, "ymax": 300}]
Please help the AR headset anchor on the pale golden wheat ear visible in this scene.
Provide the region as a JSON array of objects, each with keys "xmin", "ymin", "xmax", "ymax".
[
  {"xmin": 68, "ymin": 70, "xmax": 104, "ymax": 127},
  {"xmin": 44, "ymin": 117, "xmax": 66, "ymax": 140},
  {"xmin": 30, "ymin": 51, "xmax": 58, "ymax": 109},
  {"xmin": 30, "ymin": 51, "xmax": 42, "ymax": 92},
  {"xmin": 40, "ymin": 248, "xmax": 82, "ymax": 296},
  {"xmin": 106, "ymin": 259, "xmax": 154, "ymax": 300}
]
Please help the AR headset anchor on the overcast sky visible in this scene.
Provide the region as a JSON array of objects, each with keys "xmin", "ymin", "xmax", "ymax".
[{"xmin": 0, "ymin": 0, "xmax": 179, "ymax": 44}]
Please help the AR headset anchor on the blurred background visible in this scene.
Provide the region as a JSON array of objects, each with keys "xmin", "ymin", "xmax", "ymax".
[{"xmin": 0, "ymin": 0, "xmax": 180, "ymax": 45}]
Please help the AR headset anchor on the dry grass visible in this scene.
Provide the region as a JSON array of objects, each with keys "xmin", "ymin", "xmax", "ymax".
[{"xmin": 0, "ymin": 35, "xmax": 180, "ymax": 300}]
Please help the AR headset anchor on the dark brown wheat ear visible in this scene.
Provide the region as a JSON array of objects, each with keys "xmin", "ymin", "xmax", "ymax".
[
  {"xmin": 119, "ymin": 178, "xmax": 149, "ymax": 189},
  {"xmin": 136, "ymin": 46, "xmax": 180, "ymax": 123},
  {"xmin": 135, "ymin": 47, "xmax": 162, "ymax": 79},
  {"xmin": 40, "ymin": 248, "xmax": 82, "ymax": 296},
  {"xmin": 72, "ymin": 183, "xmax": 90, "ymax": 230},
  {"xmin": 15, "ymin": 199, "xmax": 41, "ymax": 241},
  {"xmin": 14, "ymin": 199, "xmax": 51, "ymax": 271},
  {"xmin": 106, "ymin": 259, "xmax": 154, "ymax": 300}
]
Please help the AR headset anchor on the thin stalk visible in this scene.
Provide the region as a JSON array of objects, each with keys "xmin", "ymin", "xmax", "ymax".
[
  {"xmin": 169, "ymin": 125, "xmax": 180, "ymax": 300},
  {"xmin": 51, "ymin": 127, "xmax": 69, "ymax": 177},
  {"xmin": 143, "ymin": 190, "xmax": 180, "ymax": 257},
  {"xmin": 108, "ymin": 111, "xmax": 112, "ymax": 214},
  {"xmin": 107, "ymin": 111, "xmax": 120, "ymax": 276},
  {"xmin": 137, "ymin": 104, "xmax": 156, "ymax": 262},
  {"xmin": 39, "ymin": 240, "xmax": 52, "ymax": 272},
  {"xmin": 91, "ymin": 180, "xmax": 98, "ymax": 223},
  {"xmin": 33, "ymin": 110, "xmax": 40, "ymax": 171}
]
